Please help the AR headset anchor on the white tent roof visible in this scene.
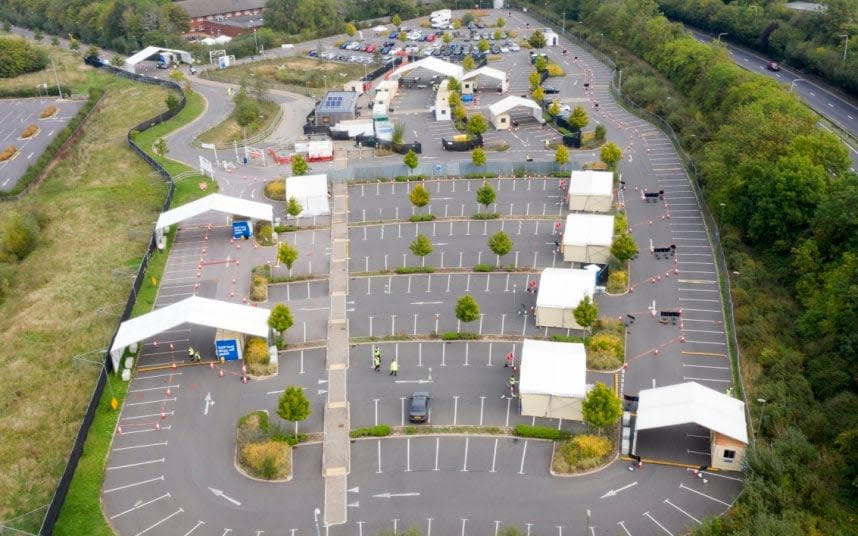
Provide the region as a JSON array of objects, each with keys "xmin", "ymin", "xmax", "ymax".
[
  {"xmin": 636, "ymin": 382, "xmax": 748, "ymax": 444},
  {"xmin": 462, "ymin": 66, "xmax": 507, "ymax": 83},
  {"xmin": 155, "ymin": 193, "xmax": 273, "ymax": 232},
  {"xmin": 286, "ymin": 174, "xmax": 329, "ymax": 217},
  {"xmin": 390, "ymin": 57, "xmax": 464, "ymax": 81},
  {"xmin": 109, "ymin": 296, "xmax": 270, "ymax": 370},
  {"xmin": 488, "ymin": 95, "xmax": 542, "ymax": 118},
  {"xmin": 124, "ymin": 46, "xmax": 193, "ymax": 71},
  {"xmin": 536, "ymin": 268, "xmax": 596, "ymax": 309},
  {"xmin": 372, "ymin": 25, "xmax": 388, "ymax": 32},
  {"xmin": 519, "ymin": 339, "xmax": 587, "ymax": 398},
  {"xmin": 562, "ymin": 213, "xmax": 614, "ymax": 247},
  {"xmin": 569, "ymin": 170, "xmax": 613, "ymax": 197}
]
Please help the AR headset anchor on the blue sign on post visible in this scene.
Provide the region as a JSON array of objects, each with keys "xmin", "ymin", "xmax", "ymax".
[
  {"xmin": 434, "ymin": 163, "xmax": 442, "ymax": 175},
  {"xmin": 215, "ymin": 339, "xmax": 241, "ymax": 361},
  {"xmin": 232, "ymin": 221, "xmax": 252, "ymax": 239}
]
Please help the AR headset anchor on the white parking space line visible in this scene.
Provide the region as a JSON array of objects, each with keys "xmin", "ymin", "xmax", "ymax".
[
  {"xmin": 683, "ymin": 376, "xmax": 730, "ymax": 382},
  {"xmin": 110, "ymin": 493, "xmax": 171, "ymax": 519},
  {"xmin": 617, "ymin": 521, "xmax": 632, "ymax": 535},
  {"xmin": 643, "ymin": 511, "xmax": 674, "ymax": 535},
  {"xmin": 113, "ymin": 441, "xmax": 168, "ymax": 451},
  {"xmin": 134, "ymin": 508, "xmax": 184, "ymax": 536},
  {"xmin": 679, "ymin": 483, "xmax": 731, "ymax": 506},
  {"xmin": 183, "ymin": 521, "xmax": 206, "ymax": 536},
  {"xmin": 104, "ymin": 475, "xmax": 165, "ymax": 493},
  {"xmin": 682, "ymin": 364, "xmax": 729, "ymax": 370},
  {"xmin": 107, "ymin": 458, "xmax": 165, "ymax": 471},
  {"xmin": 518, "ymin": 440, "xmax": 528, "ymax": 475}
]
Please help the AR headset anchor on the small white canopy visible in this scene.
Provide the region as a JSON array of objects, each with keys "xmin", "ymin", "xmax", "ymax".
[
  {"xmin": 488, "ymin": 95, "xmax": 542, "ymax": 118},
  {"xmin": 519, "ymin": 339, "xmax": 587, "ymax": 398},
  {"xmin": 109, "ymin": 296, "xmax": 271, "ymax": 370},
  {"xmin": 372, "ymin": 25, "xmax": 388, "ymax": 32},
  {"xmin": 155, "ymin": 193, "xmax": 273, "ymax": 233},
  {"xmin": 569, "ymin": 170, "xmax": 613, "ymax": 198},
  {"xmin": 462, "ymin": 66, "xmax": 507, "ymax": 83},
  {"xmin": 389, "ymin": 57, "xmax": 464, "ymax": 81},
  {"xmin": 536, "ymin": 268, "xmax": 596, "ymax": 309},
  {"xmin": 636, "ymin": 382, "xmax": 748, "ymax": 444},
  {"xmin": 286, "ymin": 174, "xmax": 329, "ymax": 217},
  {"xmin": 123, "ymin": 46, "xmax": 193, "ymax": 73},
  {"xmin": 562, "ymin": 213, "xmax": 614, "ymax": 247}
]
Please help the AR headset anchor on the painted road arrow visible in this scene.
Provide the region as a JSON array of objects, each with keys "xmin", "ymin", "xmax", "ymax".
[
  {"xmin": 600, "ymin": 481, "xmax": 638, "ymax": 499},
  {"xmin": 203, "ymin": 392, "xmax": 215, "ymax": 416},
  {"xmin": 208, "ymin": 487, "xmax": 242, "ymax": 506},
  {"xmin": 372, "ymin": 492, "xmax": 421, "ymax": 499}
]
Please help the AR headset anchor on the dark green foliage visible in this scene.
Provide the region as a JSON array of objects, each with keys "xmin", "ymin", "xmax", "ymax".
[
  {"xmin": 513, "ymin": 424, "xmax": 570, "ymax": 441},
  {"xmin": 440, "ymin": 331, "xmax": 480, "ymax": 340},
  {"xmin": 472, "ymin": 263, "xmax": 494, "ymax": 272},
  {"xmin": 0, "ymin": 37, "xmax": 47, "ymax": 77},
  {"xmin": 394, "ymin": 266, "xmax": 434, "ymax": 274},
  {"xmin": 409, "ymin": 214, "xmax": 435, "ymax": 222},
  {"xmin": 454, "ymin": 294, "xmax": 480, "ymax": 323},
  {"xmin": 1, "ymin": 210, "xmax": 40, "ymax": 261},
  {"xmin": 350, "ymin": 424, "xmax": 391, "ymax": 438}
]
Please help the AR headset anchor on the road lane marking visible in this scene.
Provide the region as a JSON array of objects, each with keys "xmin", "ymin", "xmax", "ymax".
[
  {"xmin": 110, "ymin": 493, "xmax": 171, "ymax": 519},
  {"xmin": 134, "ymin": 508, "xmax": 184, "ymax": 536},
  {"xmin": 106, "ymin": 458, "xmax": 165, "ymax": 470},
  {"xmin": 104, "ymin": 475, "xmax": 164, "ymax": 493}
]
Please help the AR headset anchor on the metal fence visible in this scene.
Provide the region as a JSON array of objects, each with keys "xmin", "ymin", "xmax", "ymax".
[
  {"xmin": 326, "ymin": 158, "xmax": 573, "ymax": 182},
  {"xmin": 38, "ymin": 65, "xmax": 185, "ymax": 536}
]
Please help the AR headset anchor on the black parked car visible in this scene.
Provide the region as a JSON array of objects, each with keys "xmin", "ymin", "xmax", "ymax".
[
  {"xmin": 408, "ymin": 392, "xmax": 431, "ymax": 423},
  {"xmin": 543, "ymin": 86, "xmax": 560, "ymax": 94}
]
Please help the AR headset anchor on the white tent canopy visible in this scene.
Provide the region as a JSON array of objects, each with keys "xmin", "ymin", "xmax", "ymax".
[
  {"xmin": 388, "ymin": 57, "xmax": 464, "ymax": 82},
  {"xmin": 569, "ymin": 170, "xmax": 613, "ymax": 198},
  {"xmin": 286, "ymin": 174, "xmax": 329, "ymax": 217},
  {"xmin": 488, "ymin": 96, "xmax": 543, "ymax": 119},
  {"xmin": 562, "ymin": 213, "xmax": 614, "ymax": 247},
  {"xmin": 123, "ymin": 46, "xmax": 193, "ymax": 73},
  {"xmin": 155, "ymin": 193, "xmax": 273, "ymax": 234},
  {"xmin": 461, "ymin": 66, "xmax": 509, "ymax": 92},
  {"xmin": 519, "ymin": 339, "xmax": 587, "ymax": 398},
  {"xmin": 636, "ymin": 382, "xmax": 748, "ymax": 444},
  {"xmin": 536, "ymin": 268, "xmax": 596, "ymax": 309},
  {"xmin": 109, "ymin": 296, "xmax": 271, "ymax": 371}
]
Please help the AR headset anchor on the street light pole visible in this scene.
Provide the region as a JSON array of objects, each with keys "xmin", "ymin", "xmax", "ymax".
[
  {"xmin": 562, "ymin": 11, "xmax": 566, "ymax": 33},
  {"xmin": 717, "ymin": 32, "xmax": 728, "ymax": 42},
  {"xmin": 313, "ymin": 507, "xmax": 321, "ymax": 536},
  {"xmin": 840, "ymin": 34, "xmax": 849, "ymax": 66}
]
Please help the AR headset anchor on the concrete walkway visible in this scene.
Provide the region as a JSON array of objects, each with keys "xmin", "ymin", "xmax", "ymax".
[{"xmin": 322, "ymin": 182, "xmax": 350, "ymax": 526}]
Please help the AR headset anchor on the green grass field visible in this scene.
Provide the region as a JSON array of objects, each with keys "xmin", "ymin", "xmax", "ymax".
[
  {"xmin": 196, "ymin": 97, "xmax": 281, "ymax": 147},
  {"xmin": 203, "ymin": 56, "xmax": 371, "ymax": 96}
]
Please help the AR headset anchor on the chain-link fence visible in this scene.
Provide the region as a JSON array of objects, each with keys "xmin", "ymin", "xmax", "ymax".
[{"xmin": 327, "ymin": 159, "xmax": 573, "ymax": 182}]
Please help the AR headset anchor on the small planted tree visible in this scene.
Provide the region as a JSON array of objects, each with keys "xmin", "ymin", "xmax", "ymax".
[
  {"xmin": 568, "ymin": 105, "xmax": 589, "ymax": 131},
  {"xmin": 391, "ymin": 14, "xmax": 402, "ymax": 26},
  {"xmin": 154, "ymin": 137, "xmax": 168, "ymax": 157},
  {"xmin": 471, "ymin": 147, "xmax": 486, "ymax": 168},
  {"xmin": 442, "ymin": 32, "xmax": 453, "ymax": 44},
  {"xmin": 476, "ymin": 180, "xmax": 496, "ymax": 213},
  {"xmin": 555, "ymin": 144, "xmax": 569, "ymax": 168},
  {"xmin": 392, "ymin": 122, "xmax": 405, "ymax": 145},
  {"xmin": 345, "ymin": 22, "xmax": 357, "ymax": 36},
  {"xmin": 600, "ymin": 142, "xmax": 622, "ymax": 170},
  {"xmin": 594, "ymin": 124, "xmax": 607, "ymax": 142},
  {"xmin": 488, "ymin": 231, "xmax": 513, "ymax": 266},
  {"xmin": 528, "ymin": 71, "xmax": 541, "ymax": 90},
  {"xmin": 528, "ymin": 30, "xmax": 547, "ymax": 50},
  {"xmin": 165, "ymin": 93, "xmax": 180, "ymax": 110},
  {"xmin": 466, "ymin": 113, "xmax": 488, "ymax": 137},
  {"xmin": 291, "ymin": 154, "xmax": 309, "ymax": 175},
  {"xmin": 573, "ymin": 296, "xmax": 598, "ymax": 329},
  {"xmin": 478, "ymin": 38, "xmax": 490, "ymax": 53},
  {"xmin": 403, "ymin": 149, "xmax": 419, "ymax": 176},
  {"xmin": 496, "ymin": 16, "xmax": 506, "ymax": 28},
  {"xmin": 277, "ymin": 386, "xmax": 311, "ymax": 435},
  {"xmin": 268, "ymin": 304, "xmax": 294, "ymax": 344},
  {"xmin": 582, "ymin": 382, "xmax": 622, "ymax": 434},
  {"xmin": 277, "ymin": 242, "xmax": 299, "ymax": 270},
  {"xmin": 611, "ymin": 233, "xmax": 638, "ymax": 263},
  {"xmin": 398, "ymin": 31, "xmax": 408, "ymax": 42},
  {"xmin": 455, "ymin": 294, "xmax": 481, "ymax": 329},
  {"xmin": 463, "ymin": 54, "xmax": 475, "ymax": 70},
  {"xmin": 547, "ymin": 99, "xmax": 561, "ymax": 117},
  {"xmin": 409, "ymin": 233, "xmax": 433, "ymax": 266},
  {"xmin": 409, "ymin": 183, "xmax": 430, "ymax": 213},
  {"xmin": 287, "ymin": 196, "xmax": 303, "ymax": 220}
]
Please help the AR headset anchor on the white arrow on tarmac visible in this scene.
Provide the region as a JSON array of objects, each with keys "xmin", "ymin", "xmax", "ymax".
[
  {"xmin": 204, "ymin": 392, "xmax": 215, "ymax": 416},
  {"xmin": 372, "ymin": 492, "xmax": 421, "ymax": 499},
  {"xmin": 318, "ymin": 379, "xmax": 328, "ymax": 385},
  {"xmin": 318, "ymin": 389, "xmax": 328, "ymax": 395},
  {"xmin": 600, "ymin": 481, "xmax": 638, "ymax": 499},
  {"xmin": 208, "ymin": 487, "xmax": 242, "ymax": 506},
  {"xmin": 348, "ymin": 486, "xmax": 360, "ymax": 493}
]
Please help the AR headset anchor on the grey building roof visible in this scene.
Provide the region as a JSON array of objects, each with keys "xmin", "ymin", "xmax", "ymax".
[
  {"xmin": 316, "ymin": 91, "xmax": 359, "ymax": 114},
  {"xmin": 176, "ymin": 0, "xmax": 266, "ymax": 19}
]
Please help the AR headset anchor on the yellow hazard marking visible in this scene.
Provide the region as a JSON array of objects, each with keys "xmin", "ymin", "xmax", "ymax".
[
  {"xmin": 682, "ymin": 351, "xmax": 727, "ymax": 357},
  {"xmin": 621, "ymin": 456, "xmax": 721, "ymax": 471}
]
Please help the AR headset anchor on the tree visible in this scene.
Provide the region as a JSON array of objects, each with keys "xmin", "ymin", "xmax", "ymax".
[
  {"xmin": 1, "ymin": 210, "xmax": 39, "ymax": 261},
  {"xmin": 582, "ymin": 382, "xmax": 622, "ymax": 434},
  {"xmin": 110, "ymin": 54, "xmax": 124, "ymax": 67},
  {"xmin": 345, "ymin": 22, "xmax": 357, "ymax": 36},
  {"xmin": 277, "ymin": 242, "xmax": 299, "ymax": 270},
  {"xmin": 531, "ymin": 86, "xmax": 545, "ymax": 102},
  {"xmin": 493, "ymin": 29, "xmax": 504, "ymax": 41},
  {"xmin": 611, "ymin": 233, "xmax": 638, "ymax": 263},
  {"xmin": 409, "ymin": 184, "xmax": 430, "ymax": 212},
  {"xmin": 154, "ymin": 137, "xmax": 168, "ymax": 157},
  {"xmin": 398, "ymin": 31, "xmax": 407, "ymax": 42},
  {"xmin": 477, "ymin": 38, "xmax": 490, "ymax": 53},
  {"xmin": 69, "ymin": 38, "xmax": 79, "ymax": 51},
  {"xmin": 287, "ymin": 196, "xmax": 303, "ymax": 219},
  {"xmin": 461, "ymin": 12, "xmax": 474, "ymax": 25},
  {"xmin": 86, "ymin": 45, "xmax": 99, "ymax": 58},
  {"xmin": 476, "ymin": 181, "xmax": 496, "ymax": 213},
  {"xmin": 528, "ymin": 30, "xmax": 546, "ymax": 49},
  {"xmin": 466, "ymin": 113, "xmax": 488, "ymax": 136},
  {"xmin": 392, "ymin": 122, "xmax": 405, "ymax": 144},
  {"xmin": 268, "ymin": 303, "xmax": 294, "ymax": 334},
  {"xmin": 447, "ymin": 77, "xmax": 461, "ymax": 92},
  {"xmin": 391, "ymin": 14, "xmax": 402, "ymax": 26},
  {"xmin": 291, "ymin": 154, "xmax": 308, "ymax": 175},
  {"xmin": 403, "ymin": 149, "xmax": 418, "ymax": 175},
  {"xmin": 573, "ymin": 296, "xmax": 597, "ymax": 328},
  {"xmin": 471, "ymin": 147, "xmax": 486, "ymax": 168},
  {"xmin": 252, "ymin": 75, "xmax": 268, "ymax": 100},
  {"xmin": 442, "ymin": 32, "xmax": 453, "ymax": 44},
  {"xmin": 50, "ymin": 36, "xmax": 59, "ymax": 47},
  {"xmin": 600, "ymin": 142, "xmax": 622, "ymax": 170},
  {"xmin": 547, "ymin": 100, "xmax": 561, "ymax": 117},
  {"xmin": 594, "ymin": 124, "xmax": 606, "ymax": 141},
  {"xmin": 455, "ymin": 294, "xmax": 481, "ymax": 325},
  {"xmin": 409, "ymin": 234, "xmax": 433, "ymax": 266},
  {"xmin": 567, "ymin": 105, "xmax": 589, "ymax": 130},
  {"xmin": 488, "ymin": 231, "xmax": 513, "ymax": 266},
  {"xmin": 496, "ymin": 17, "xmax": 506, "ymax": 28},
  {"xmin": 169, "ymin": 69, "xmax": 184, "ymax": 82},
  {"xmin": 528, "ymin": 71, "xmax": 541, "ymax": 90},
  {"xmin": 165, "ymin": 93, "xmax": 180, "ymax": 110},
  {"xmin": 463, "ymin": 54, "xmax": 475, "ymax": 70},
  {"xmin": 448, "ymin": 91, "xmax": 461, "ymax": 107},
  {"xmin": 534, "ymin": 56, "xmax": 547, "ymax": 73},
  {"xmin": 33, "ymin": 29, "xmax": 43, "ymax": 41},
  {"xmin": 277, "ymin": 386, "xmax": 311, "ymax": 435},
  {"xmin": 555, "ymin": 145, "xmax": 569, "ymax": 167}
]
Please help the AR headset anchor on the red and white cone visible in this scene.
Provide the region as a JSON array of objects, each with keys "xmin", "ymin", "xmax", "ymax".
[
  {"xmin": 165, "ymin": 387, "xmax": 171, "ymax": 397},
  {"xmin": 160, "ymin": 411, "xmax": 167, "ymax": 420},
  {"xmin": 219, "ymin": 369, "xmax": 224, "ymax": 378},
  {"xmin": 155, "ymin": 422, "xmax": 161, "ymax": 431}
]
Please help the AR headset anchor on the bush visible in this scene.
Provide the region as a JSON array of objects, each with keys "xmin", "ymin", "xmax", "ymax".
[
  {"xmin": 244, "ymin": 337, "xmax": 270, "ymax": 367},
  {"xmin": 0, "ymin": 145, "xmax": 16, "ymax": 162},
  {"xmin": 441, "ymin": 331, "xmax": 481, "ymax": 340},
  {"xmin": 395, "ymin": 266, "xmax": 435, "ymax": 274},
  {"xmin": 464, "ymin": 172, "xmax": 498, "ymax": 179},
  {"xmin": 239, "ymin": 440, "xmax": 290, "ymax": 479},
  {"xmin": 607, "ymin": 270, "xmax": 627, "ymax": 293},
  {"xmin": 39, "ymin": 105, "xmax": 57, "ymax": 119},
  {"xmin": 553, "ymin": 434, "xmax": 612, "ymax": 473},
  {"xmin": 274, "ymin": 224, "xmax": 299, "ymax": 233},
  {"xmin": 550, "ymin": 334, "xmax": 584, "ymax": 343},
  {"xmin": 473, "ymin": 263, "xmax": 494, "ymax": 272},
  {"xmin": 545, "ymin": 63, "xmax": 565, "ymax": 77},
  {"xmin": 394, "ymin": 175, "xmax": 425, "ymax": 182},
  {"xmin": 19, "ymin": 124, "xmax": 38, "ymax": 139},
  {"xmin": 249, "ymin": 274, "xmax": 268, "ymax": 302},
  {"xmin": 254, "ymin": 221, "xmax": 275, "ymax": 246},
  {"xmin": 0, "ymin": 37, "xmax": 48, "ymax": 78},
  {"xmin": 350, "ymin": 424, "xmax": 392, "ymax": 438},
  {"xmin": 1, "ymin": 210, "xmax": 40, "ymax": 261},
  {"xmin": 472, "ymin": 212, "xmax": 499, "ymax": 220},
  {"xmin": 582, "ymin": 161, "xmax": 609, "ymax": 170},
  {"xmin": 409, "ymin": 213, "xmax": 435, "ymax": 222},
  {"xmin": 513, "ymin": 424, "xmax": 571, "ymax": 441},
  {"xmin": 264, "ymin": 179, "xmax": 285, "ymax": 200},
  {"xmin": 585, "ymin": 332, "xmax": 624, "ymax": 370}
]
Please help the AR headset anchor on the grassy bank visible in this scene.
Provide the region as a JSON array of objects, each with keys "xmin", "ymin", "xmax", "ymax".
[
  {"xmin": 202, "ymin": 56, "xmax": 369, "ymax": 95},
  {"xmin": 196, "ymin": 97, "xmax": 280, "ymax": 146}
]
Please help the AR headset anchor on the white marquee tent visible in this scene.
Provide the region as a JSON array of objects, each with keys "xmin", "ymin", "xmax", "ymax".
[
  {"xmin": 388, "ymin": 56, "xmax": 464, "ymax": 82},
  {"xmin": 488, "ymin": 96, "xmax": 545, "ymax": 130},
  {"xmin": 519, "ymin": 339, "xmax": 588, "ymax": 420},
  {"xmin": 154, "ymin": 193, "xmax": 273, "ymax": 243},
  {"xmin": 109, "ymin": 296, "xmax": 271, "ymax": 371},
  {"xmin": 561, "ymin": 213, "xmax": 615, "ymax": 264},
  {"xmin": 286, "ymin": 174, "xmax": 330, "ymax": 217},
  {"xmin": 535, "ymin": 268, "xmax": 597, "ymax": 329},
  {"xmin": 567, "ymin": 170, "xmax": 614, "ymax": 212},
  {"xmin": 123, "ymin": 46, "xmax": 193, "ymax": 74},
  {"xmin": 461, "ymin": 66, "xmax": 509, "ymax": 94}
]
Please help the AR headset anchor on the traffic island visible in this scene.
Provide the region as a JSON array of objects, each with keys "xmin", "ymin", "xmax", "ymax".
[
  {"xmin": 235, "ymin": 411, "xmax": 294, "ymax": 482},
  {"xmin": 550, "ymin": 433, "xmax": 615, "ymax": 475},
  {"xmin": 18, "ymin": 123, "xmax": 40, "ymax": 140},
  {"xmin": 0, "ymin": 145, "xmax": 18, "ymax": 162}
]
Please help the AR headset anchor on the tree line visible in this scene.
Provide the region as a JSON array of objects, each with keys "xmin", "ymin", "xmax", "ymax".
[{"xmin": 522, "ymin": 0, "xmax": 858, "ymax": 533}]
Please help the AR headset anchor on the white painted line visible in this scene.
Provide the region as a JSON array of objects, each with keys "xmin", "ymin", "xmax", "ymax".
[
  {"xmin": 490, "ymin": 438, "xmax": 498, "ymax": 473},
  {"xmin": 135, "ymin": 372, "xmax": 183, "ymax": 380},
  {"xmin": 617, "ymin": 521, "xmax": 632, "ymax": 536},
  {"xmin": 462, "ymin": 437, "xmax": 469, "ymax": 472},
  {"xmin": 106, "ymin": 458, "xmax": 165, "ymax": 471},
  {"xmin": 113, "ymin": 441, "xmax": 168, "ymax": 451},
  {"xmin": 665, "ymin": 499, "xmax": 701, "ymax": 524},
  {"xmin": 110, "ymin": 493, "xmax": 171, "ymax": 519},
  {"xmin": 126, "ymin": 397, "xmax": 176, "ymax": 407},
  {"xmin": 681, "ymin": 329, "xmax": 725, "ymax": 334},
  {"xmin": 685, "ymin": 468, "xmax": 745, "ymax": 482},
  {"xmin": 682, "ymin": 364, "xmax": 729, "ymax": 370},
  {"xmin": 183, "ymin": 521, "xmax": 205, "ymax": 536},
  {"xmin": 642, "ymin": 511, "xmax": 674, "ymax": 536},
  {"xmin": 134, "ymin": 508, "xmax": 184, "ymax": 536},
  {"xmin": 684, "ymin": 376, "xmax": 731, "ymax": 383},
  {"xmin": 104, "ymin": 475, "xmax": 164, "ymax": 493},
  {"xmin": 679, "ymin": 483, "xmax": 731, "ymax": 506},
  {"xmin": 130, "ymin": 384, "xmax": 181, "ymax": 393},
  {"xmin": 518, "ymin": 440, "xmax": 528, "ymax": 475},
  {"xmin": 115, "ymin": 425, "xmax": 171, "ymax": 435},
  {"xmin": 121, "ymin": 411, "xmax": 174, "ymax": 421}
]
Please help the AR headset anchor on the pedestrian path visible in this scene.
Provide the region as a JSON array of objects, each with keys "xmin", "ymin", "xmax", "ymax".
[{"xmin": 322, "ymin": 182, "xmax": 350, "ymax": 526}]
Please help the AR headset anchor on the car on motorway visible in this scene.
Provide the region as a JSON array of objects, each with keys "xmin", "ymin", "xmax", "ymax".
[
  {"xmin": 408, "ymin": 392, "xmax": 431, "ymax": 423},
  {"xmin": 766, "ymin": 61, "xmax": 781, "ymax": 72}
]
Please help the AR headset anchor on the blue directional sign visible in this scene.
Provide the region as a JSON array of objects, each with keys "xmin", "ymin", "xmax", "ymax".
[
  {"xmin": 215, "ymin": 339, "xmax": 241, "ymax": 361},
  {"xmin": 232, "ymin": 220, "xmax": 252, "ymax": 239},
  {"xmin": 434, "ymin": 164, "xmax": 442, "ymax": 174}
]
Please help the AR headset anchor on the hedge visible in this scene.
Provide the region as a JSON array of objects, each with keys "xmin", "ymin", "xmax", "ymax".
[
  {"xmin": 513, "ymin": 424, "xmax": 571, "ymax": 441},
  {"xmin": 350, "ymin": 425, "xmax": 392, "ymax": 438}
]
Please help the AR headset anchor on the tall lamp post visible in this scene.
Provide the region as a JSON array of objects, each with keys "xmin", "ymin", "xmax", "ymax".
[
  {"xmin": 840, "ymin": 34, "xmax": 849, "ymax": 66},
  {"xmin": 313, "ymin": 507, "xmax": 321, "ymax": 536}
]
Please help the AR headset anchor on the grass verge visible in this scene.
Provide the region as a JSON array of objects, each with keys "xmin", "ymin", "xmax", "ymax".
[{"xmin": 195, "ymin": 97, "xmax": 280, "ymax": 147}]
